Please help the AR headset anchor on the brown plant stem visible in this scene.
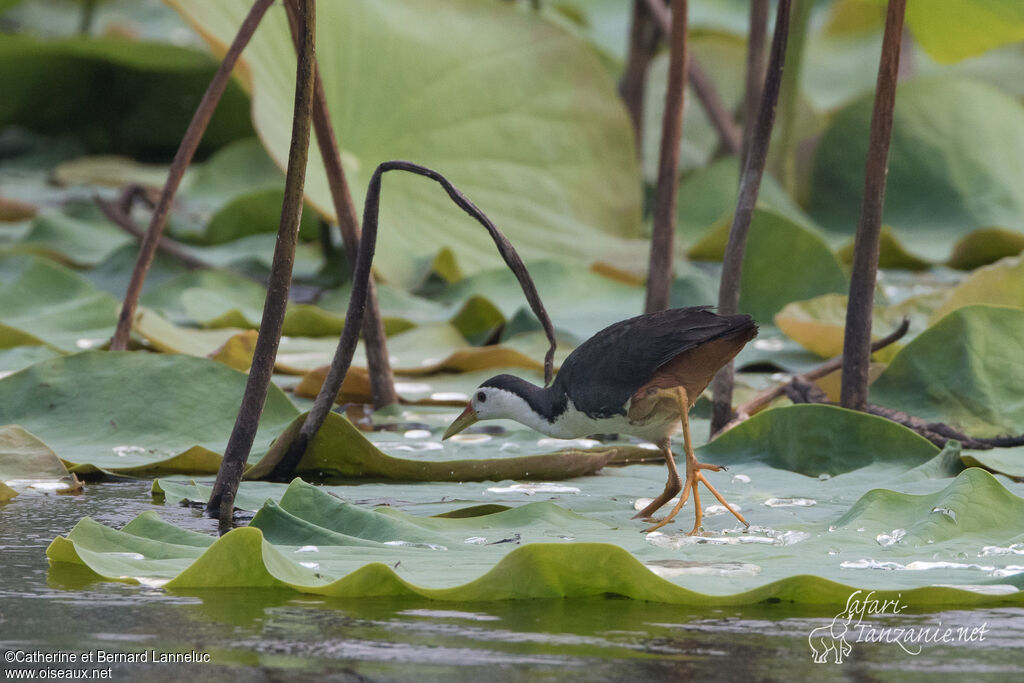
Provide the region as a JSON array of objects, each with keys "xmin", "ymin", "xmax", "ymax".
[
  {"xmin": 207, "ymin": 0, "xmax": 316, "ymax": 528},
  {"xmin": 783, "ymin": 377, "xmax": 1024, "ymax": 451},
  {"xmin": 94, "ymin": 189, "xmax": 212, "ymax": 272},
  {"xmin": 268, "ymin": 161, "xmax": 558, "ymax": 482},
  {"xmin": 643, "ymin": 0, "xmax": 689, "ymax": 314},
  {"xmin": 709, "ymin": 0, "xmax": 792, "ymax": 434},
  {"xmin": 772, "ymin": 0, "xmax": 813, "ymax": 195},
  {"xmin": 283, "ymin": 0, "xmax": 398, "ymax": 409},
  {"xmin": 643, "ymin": 0, "xmax": 741, "ymax": 156},
  {"xmin": 109, "ymin": 0, "xmax": 275, "ymax": 351},
  {"xmin": 840, "ymin": 0, "xmax": 906, "ymax": 412},
  {"xmin": 727, "ymin": 317, "xmax": 909, "ymax": 426},
  {"xmin": 620, "ymin": 0, "xmax": 660, "ymax": 156},
  {"xmin": 741, "ymin": 0, "xmax": 769, "ymax": 169}
]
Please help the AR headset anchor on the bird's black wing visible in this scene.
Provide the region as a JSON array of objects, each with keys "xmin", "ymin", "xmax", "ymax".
[{"xmin": 553, "ymin": 307, "xmax": 755, "ymax": 418}]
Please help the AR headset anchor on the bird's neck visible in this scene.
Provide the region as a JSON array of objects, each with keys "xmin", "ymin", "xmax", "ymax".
[{"xmin": 496, "ymin": 376, "xmax": 568, "ymax": 435}]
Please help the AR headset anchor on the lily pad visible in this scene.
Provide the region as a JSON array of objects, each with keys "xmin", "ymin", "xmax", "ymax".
[
  {"xmin": 703, "ymin": 404, "xmax": 939, "ymax": 477},
  {"xmin": 0, "ymin": 33, "xmax": 252, "ymax": 156},
  {"xmin": 168, "ymin": 0, "xmax": 645, "ymax": 286},
  {"xmin": 689, "ymin": 209, "xmax": 848, "ymax": 323},
  {"xmin": 774, "ymin": 292, "xmax": 934, "ymax": 361},
  {"xmin": 47, "ymin": 472, "xmax": 1024, "ymax": 605},
  {"xmin": 931, "ymin": 255, "xmax": 1024, "ymax": 322},
  {"xmin": 247, "ymin": 412, "xmax": 628, "ymax": 482},
  {"xmin": 0, "ymin": 256, "xmax": 117, "ymax": 351},
  {"xmin": 946, "ymin": 228, "xmax": 1024, "ymax": 271},
  {"xmin": 810, "ymin": 77, "xmax": 1024, "ymax": 262},
  {"xmin": 905, "ymin": 0, "xmax": 1024, "ymax": 64},
  {"xmin": 0, "ymin": 424, "xmax": 79, "ymax": 494},
  {"xmin": 961, "ymin": 447, "xmax": 1024, "ymax": 479},
  {"xmin": 0, "ymin": 351, "xmax": 299, "ymax": 474},
  {"xmin": 871, "ymin": 305, "xmax": 1024, "ymax": 438}
]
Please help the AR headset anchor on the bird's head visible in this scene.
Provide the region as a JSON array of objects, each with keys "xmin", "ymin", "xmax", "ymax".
[{"xmin": 442, "ymin": 374, "xmax": 538, "ymax": 439}]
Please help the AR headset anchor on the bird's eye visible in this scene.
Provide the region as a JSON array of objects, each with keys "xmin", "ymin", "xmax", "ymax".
[{"xmin": 476, "ymin": 391, "xmax": 487, "ymax": 403}]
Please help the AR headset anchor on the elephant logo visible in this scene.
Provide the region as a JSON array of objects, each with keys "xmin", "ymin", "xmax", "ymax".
[{"xmin": 808, "ymin": 617, "xmax": 853, "ymax": 664}]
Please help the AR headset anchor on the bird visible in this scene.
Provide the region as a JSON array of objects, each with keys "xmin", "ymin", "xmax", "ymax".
[{"xmin": 443, "ymin": 306, "xmax": 757, "ymax": 534}]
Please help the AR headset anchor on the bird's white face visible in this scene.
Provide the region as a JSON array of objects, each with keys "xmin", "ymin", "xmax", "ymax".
[
  {"xmin": 442, "ymin": 386, "xmax": 531, "ymax": 439},
  {"xmin": 469, "ymin": 386, "xmax": 526, "ymax": 421}
]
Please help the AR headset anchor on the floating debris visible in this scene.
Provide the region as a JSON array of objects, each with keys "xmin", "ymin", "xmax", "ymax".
[{"xmin": 403, "ymin": 429, "xmax": 432, "ymax": 439}]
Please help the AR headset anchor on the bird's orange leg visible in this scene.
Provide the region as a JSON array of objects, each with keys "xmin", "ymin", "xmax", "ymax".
[
  {"xmin": 644, "ymin": 387, "xmax": 749, "ymax": 534},
  {"xmin": 632, "ymin": 437, "xmax": 682, "ymax": 519}
]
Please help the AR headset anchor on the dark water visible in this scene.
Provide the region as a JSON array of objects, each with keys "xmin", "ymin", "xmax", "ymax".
[{"xmin": 1, "ymin": 482, "xmax": 1022, "ymax": 681}]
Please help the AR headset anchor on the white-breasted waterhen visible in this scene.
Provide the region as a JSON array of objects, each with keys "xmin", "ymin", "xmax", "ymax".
[{"xmin": 443, "ymin": 306, "xmax": 757, "ymax": 534}]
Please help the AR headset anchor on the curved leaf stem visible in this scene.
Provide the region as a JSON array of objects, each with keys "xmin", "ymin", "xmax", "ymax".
[{"xmin": 268, "ymin": 161, "xmax": 557, "ymax": 482}]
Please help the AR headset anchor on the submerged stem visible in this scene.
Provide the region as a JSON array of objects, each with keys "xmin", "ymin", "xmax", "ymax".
[{"xmin": 207, "ymin": 0, "xmax": 317, "ymax": 528}]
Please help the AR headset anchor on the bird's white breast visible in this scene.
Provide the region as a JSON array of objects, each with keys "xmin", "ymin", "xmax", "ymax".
[{"xmin": 535, "ymin": 398, "xmax": 679, "ymax": 444}]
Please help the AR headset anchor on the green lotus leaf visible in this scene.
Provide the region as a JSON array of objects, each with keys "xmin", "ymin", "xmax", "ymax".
[
  {"xmin": 15, "ymin": 204, "xmax": 133, "ymax": 267},
  {"xmin": 700, "ymin": 404, "xmax": 939, "ymax": 477},
  {"xmin": 837, "ymin": 225, "xmax": 932, "ymax": 271},
  {"xmin": 946, "ymin": 228, "xmax": 1024, "ymax": 271},
  {"xmin": 0, "ymin": 424, "xmax": 79, "ymax": 495},
  {"xmin": 0, "ymin": 33, "xmax": 252, "ymax": 156},
  {"xmin": 810, "ymin": 78, "xmax": 1024, "ymax": 262},
  {"xmin": 167, "ymin": 0, "xmax": 645, "ymax": 287},
  {"xmin": 0, "ymin": 351, "xmax": 299, "ymax": 474},
  {"xmin": 48, "ymin": 473, "xmax": 1024, "ymax": 606},
  {"xmin": 689, "ymin": 209, "xmax": 848, "ymax": 323},
  {"xmin": 905, "ymin": 0, "xmax": 1024, "ymax": 64},
  {"xmin": 675, "ymin": 157, "xmax": 811, "ymax": 247},
  {"xmin": 246, "ymin": 411, "xmax": 626, "ymax": 482},
  {"xmin": 0, "ymin": 255, "xmax": 116, "ymax": 351},
  {"xmin": 871, "ymin": 305, "xmax": 1024, "ymax": 438},
  {"xmin": 931, "ymin": 255, "xmax": 1024, "ymax": 322},
  {"xmin": 431, "ymin": 260, "xmax": 649, "ymax": 345},
  {"xmin": 774, "ymin": 291, "xmax": 938, "ymax": 361},
  {"xmin": 961, "ymin": 446, "xmax": 1024, "ymax": 478}
]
